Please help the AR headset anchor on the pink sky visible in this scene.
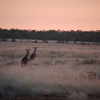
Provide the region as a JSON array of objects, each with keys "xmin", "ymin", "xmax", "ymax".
[{"xmin": 0, "ymin": 0, "xmax": 100, "ymax": 31}]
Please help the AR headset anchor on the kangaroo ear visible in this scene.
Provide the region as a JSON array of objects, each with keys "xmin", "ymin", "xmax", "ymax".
[
  {"xmin": 29, "ymin": 49, "xmax": 30, "ymax": 51},
  {"xmin": 26, "ymin": 49, "xmax": 27, "ymax": 51}
]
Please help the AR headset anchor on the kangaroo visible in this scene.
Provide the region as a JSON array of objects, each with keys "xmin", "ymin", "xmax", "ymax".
[
  {"xmin": 30, "ymin": 47, "xmax": 37, "ymax": 61},
  {"xmin": 21, "ymin": 49, "xmax": 30, "ymax": 67}
]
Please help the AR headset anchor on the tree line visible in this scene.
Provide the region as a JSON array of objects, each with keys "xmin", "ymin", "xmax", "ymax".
[{"xmin": 0, "ymin": 28, "xmax": 100, "ymax": 43}]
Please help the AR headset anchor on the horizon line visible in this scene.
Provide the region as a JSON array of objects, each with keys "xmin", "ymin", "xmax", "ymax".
[{"xmin": 0, "ymin": 27, "xmax": 100, "ymax": 32}]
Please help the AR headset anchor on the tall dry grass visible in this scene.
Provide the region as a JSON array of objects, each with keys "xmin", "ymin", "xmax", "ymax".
[{"xmin": 0, "ymin": 41, "xmax": 100, "ymax": 99}]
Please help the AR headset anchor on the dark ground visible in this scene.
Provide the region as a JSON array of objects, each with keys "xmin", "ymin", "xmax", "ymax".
[
  {"xmin": 0, "ymin": 96, "xmax": 100, "ymax": 100},
  {"xmin": 0, "ymin": 96, "xmax": 68, "ymax": 100}
]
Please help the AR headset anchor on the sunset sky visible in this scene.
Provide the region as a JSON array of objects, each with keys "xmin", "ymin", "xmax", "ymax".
[{"xmin": 0, "ymin": 0, "xmax": 100, "ymax": 31}]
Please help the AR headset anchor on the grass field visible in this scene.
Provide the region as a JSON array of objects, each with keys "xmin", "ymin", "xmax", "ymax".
[{"xmin": 0, "ymin": 41, "xmax": 100, "ymax": 99}]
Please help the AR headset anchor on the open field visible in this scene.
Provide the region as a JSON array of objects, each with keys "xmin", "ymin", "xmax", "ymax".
[{"xmin": 0, "ymin": 41, "xmax": 100, "ymax": 100}]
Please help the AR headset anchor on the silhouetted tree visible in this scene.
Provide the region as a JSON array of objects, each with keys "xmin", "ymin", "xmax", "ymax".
[{"xmin": 0, "ymin": 28, "xmax": 100, "ymax": 43}]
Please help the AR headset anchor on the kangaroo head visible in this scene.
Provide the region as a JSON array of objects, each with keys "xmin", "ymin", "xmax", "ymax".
[
  {"xmin": 26, "ymin": 49, "xmax": 30, "ymax": 53},
  {"xmin": 30, "ymin": 47, "xmax": 37, "ymax": 60},
  {"xmin": 25, "ymin": 49, "xmax": 30, "ymax": 61},
  {"xmin": 26, "ymin": 49, "xmax": 30, "ymax": 56},
  {"xmin": 33, "ymin": 47, "xmax": 37, "ymax": 56}
]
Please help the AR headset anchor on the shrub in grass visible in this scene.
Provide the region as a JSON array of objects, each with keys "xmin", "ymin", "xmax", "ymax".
[
  {"xmin": 82, "ymin": 58, "xmax": 100, "ymax": 65},
  {"xmin": 69, "ymin": 92, "xmax": 88, "ymax": 100}
]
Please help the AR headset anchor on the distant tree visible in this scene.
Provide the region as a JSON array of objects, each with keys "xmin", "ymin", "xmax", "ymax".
[
  {"xmin": 0, "ymin": 28, "xmax": 100, "ymax": 42},
  {"xmin": 11, "ymin": 38, "xmax": 16, "ymax": 42},
  {"xmin": 2, "ymin": 38, "xmax": 7, "ymax": 42},
  {"xmin": 32, "ymin": 40, "xmax": 38, "ymax": 43}
]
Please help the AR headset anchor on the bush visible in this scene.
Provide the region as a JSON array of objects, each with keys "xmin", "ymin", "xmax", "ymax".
[
  {"xmin": 42, "ymin": 40, "xmax": 48, "ymax": 43},
  {"xmin": 69, "ymin": 92, "xmax": 88, "ymax": 100},
  {"xmin": 82, "ymin": 59, "xmax": 100, "ymax": 65},
  {"xmin": 11, "ymin": 38, "xmax": 16, "ymax": 42},
  {"xmin": 2, "ymin": 38, "xmax": 7, "ymax": 42},
  {"xmin": 32, "ymin": 40, "xmax": 38, "ymax": 43}
]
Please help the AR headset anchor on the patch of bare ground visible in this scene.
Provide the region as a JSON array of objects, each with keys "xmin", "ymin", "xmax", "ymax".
[
  {"xmin": 0, "ymin": 96, "xmax": 100, "ymax": 100},
  {"xmin": 0, "ymin": 96, "xmax": 68, "ymax": 100},
  {"xmin": 88, "ymin": 96, "xmax": 100, "ymax": 100}
]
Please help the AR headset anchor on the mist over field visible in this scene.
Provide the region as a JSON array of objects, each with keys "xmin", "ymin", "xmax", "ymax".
[{"xmin": 0, "ymin": 41, "xmax": 100, "ymax": 99}]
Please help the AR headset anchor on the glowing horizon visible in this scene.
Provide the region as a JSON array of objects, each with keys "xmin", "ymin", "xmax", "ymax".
[{"xmin": 0, "ymin": 0, "xmax": 100, "ymax": 31}]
